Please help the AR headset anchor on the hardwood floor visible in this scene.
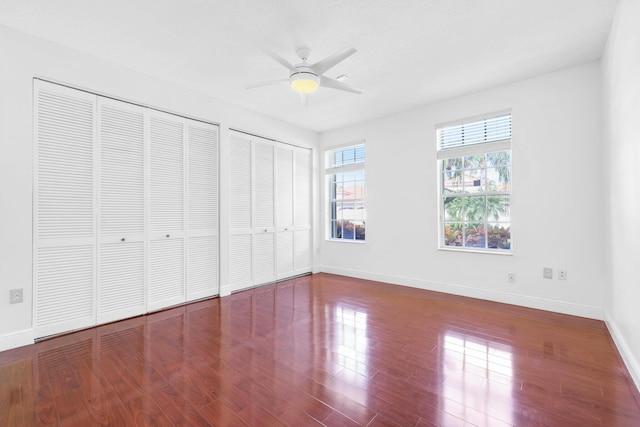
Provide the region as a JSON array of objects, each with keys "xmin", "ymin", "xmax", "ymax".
[{"xmin": 1, "ymin": 273, "xmax": 639, "ymax": 426}]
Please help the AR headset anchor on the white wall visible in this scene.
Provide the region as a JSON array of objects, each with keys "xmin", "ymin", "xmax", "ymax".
[
  {"xmin": 0, "ymin": 25, "xmax": 319, "ymax": 351},
  {"xmin": 601, "ymin": 0, "xmax": 640, "ymax": 390},
  {"xmin": 320, "ymin": 62, "xmax": 605, "ymax": 319}
]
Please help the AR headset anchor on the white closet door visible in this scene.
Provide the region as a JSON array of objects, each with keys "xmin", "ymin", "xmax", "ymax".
[
  {"xmin": 294, "ymin": 148, "xmax": 312, "ymax": 274},
  {"xmin": 148, "ymin": 111, "xmax": 185, "ymax": 310},
  {"xmin": 97, "ymin": 98, "xmax": 146, "ymax": 323},
  {"xmin": 229, "ymin": 132, "xmax": 253, "ymax": 291},
  {"xmin": 34, "ymin": 81, "xmax": 96, "ymax": 338},
  {"xmin": 254, "ymin": 139, "xmax": 276, "ymax": 285},
  {"xmin": 276, "ymin": 145, "xmax": 295, "ymax": 279},
  {"xmin": 186, "ymin": 120, "xmax": 219, "ymax": 300}
]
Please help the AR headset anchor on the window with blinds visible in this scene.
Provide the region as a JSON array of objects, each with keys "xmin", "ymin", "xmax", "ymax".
[
  {"xmin": 326, "ymin": 143, "xmax": 365, "ymax": 170},
  {"xmin": 325, "ymin": 143, "xmax": 366, "ymax": 241},
  {"xmin": 438, "ymin": 113, "xmax": 511, "ymax": 151},
  {"xmin": 437, "ymin": 113, "xmax": 512, "ymax": 253}
]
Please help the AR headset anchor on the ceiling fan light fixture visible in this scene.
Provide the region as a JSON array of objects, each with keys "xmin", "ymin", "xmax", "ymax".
[
  {"xmin": 246, "ymin": 46, "xmax": 362, "ymax": 99},
  {"xmin": 290, "ymin": 72, "xmax": 320, "ymax": 93}
]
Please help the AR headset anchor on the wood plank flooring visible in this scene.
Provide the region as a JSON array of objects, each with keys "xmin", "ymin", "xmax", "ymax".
[{"xmin": 1, "ymin": 273, "xmax": 639, "ymax": 426}]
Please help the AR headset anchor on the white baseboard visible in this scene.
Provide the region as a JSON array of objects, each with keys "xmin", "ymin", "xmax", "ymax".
[
  {"xmin": 604, "ymin": 310, "xmax": 640, "ymax": 393},
  {"xmin": 320, "ymin": 266, "xmax": 605, "ymax": 320},
  {"xmin": 0, "ymin": 328, "xmax": 34, "ymax": 353},
  {"xmin": 219, "ymin": 284, "xmax": 232, "ymax": 297}
]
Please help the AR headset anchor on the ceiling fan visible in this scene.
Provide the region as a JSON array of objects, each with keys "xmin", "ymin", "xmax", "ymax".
[{"xmin": 246, "ymin": 46, "xmax": 363, "ymax": 103}]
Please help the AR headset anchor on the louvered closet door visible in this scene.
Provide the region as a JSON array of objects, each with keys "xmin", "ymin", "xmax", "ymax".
[
  {"xmin": 34, "ymin": 80, "xmax": 96, "ymax": 338},
  {"xmin": 276, "ymin": 145, "xmax": 295, "ymax": 280},
  {"xmin": 97, "ymin": 98, "xmax": 146, "ymax": 324},
  {"xmin": 229, "ymin": 131, "xmax": 253, "ymax": 291},
  {"xmin": 148, "ymin": 111, "xmax": 185, "ymax": 310},
  {"xmin": 186, "ymin": 120, "xmax": 219, "ymax": 300},
  {"xmin": 294, "ymin": 148, "xmax": 312, "ymax": 274},
  {"xmin": 253, "ymin": 139, "xmax": 276, "ymax": 286}
]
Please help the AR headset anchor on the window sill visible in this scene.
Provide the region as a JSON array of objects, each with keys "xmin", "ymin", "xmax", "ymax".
[
  {"xmin": 438, "ymin": 246, "xmax": 512, "ymax": 255},
  {"xmin": 326, "ymin": 238, "xmax": 366, "ymax": 244}
]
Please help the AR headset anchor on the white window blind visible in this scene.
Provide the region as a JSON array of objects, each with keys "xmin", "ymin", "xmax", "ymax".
[
  {"xmin": 438, "ymin": 114, "xmax": 511, "ymax": 151},
  {"xmin": 325, "ymin": 143, "xmax": 365, "ymax": 173}
]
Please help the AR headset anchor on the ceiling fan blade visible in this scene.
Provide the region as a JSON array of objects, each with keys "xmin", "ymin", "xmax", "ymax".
[
  {"xmin": 263, "ymin": 49, "xmax": 295, "ymax": 70},
  {"xmin": 319, "ymin": 76, "xmax": 363, "ymax": 94},
  {"xmin": 245, "ymin": 79, "xmax": 289, "ymax": 89},
  {"xmin": 311, "ymin": 47, "xmax": 357, "ymax": 75}
]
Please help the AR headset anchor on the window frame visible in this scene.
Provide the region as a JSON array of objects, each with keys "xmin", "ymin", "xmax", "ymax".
[
  {"xmin": 325, "ymin": 141, "xmax": 366, "ymax": 243},
  {"xmin": 436, "ymin": 112, "xmax": 512, "ymax": 254}
]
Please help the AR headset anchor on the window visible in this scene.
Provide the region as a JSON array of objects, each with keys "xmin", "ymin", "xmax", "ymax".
[
  {"xmin": 437, "ymin": 113, "xmax": 511, "ymax": 252},
  {"xmin": 326, "ymin": 143, "xmax": 366, "ymax": 241}
]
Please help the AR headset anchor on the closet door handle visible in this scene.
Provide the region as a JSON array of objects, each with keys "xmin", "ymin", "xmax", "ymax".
[
  {"xmin": 166, "ymin": 234, "xmax": 170, "ymax": 238},
  {"xmin": 121, "ymin": 238, "xmax": 126, "ymax": 242}
]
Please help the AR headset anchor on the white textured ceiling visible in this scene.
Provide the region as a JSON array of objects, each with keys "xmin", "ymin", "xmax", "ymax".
[{"xmin": 0, "ymin": 0, "xmax": 619, "ymax": 132}]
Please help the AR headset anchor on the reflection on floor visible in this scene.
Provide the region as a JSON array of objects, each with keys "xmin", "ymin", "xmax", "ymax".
[{"xmin": 1, "ymin": 273, "xmax": 639, "ymax": 426}]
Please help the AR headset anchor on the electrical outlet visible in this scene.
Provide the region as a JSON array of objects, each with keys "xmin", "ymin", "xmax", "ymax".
[
  {"xmin": 10, "ymin": 288, "xmax": 23, "ymax": 304},
  {"xmin": 558, "ymin": 270, "xmax": 567, "ymax": 280},
  {"xmin": 508, "ymin": 273, "xmax": 516, "ymax": 284},
  {"xmin": 543, "ymin": 267, "xmax": 553, "ymax": 279}
]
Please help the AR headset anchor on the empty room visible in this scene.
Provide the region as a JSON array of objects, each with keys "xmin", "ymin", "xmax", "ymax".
[{"xmin": 1, "ymin": 0, "xmax": 639, "ymax": 425}]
